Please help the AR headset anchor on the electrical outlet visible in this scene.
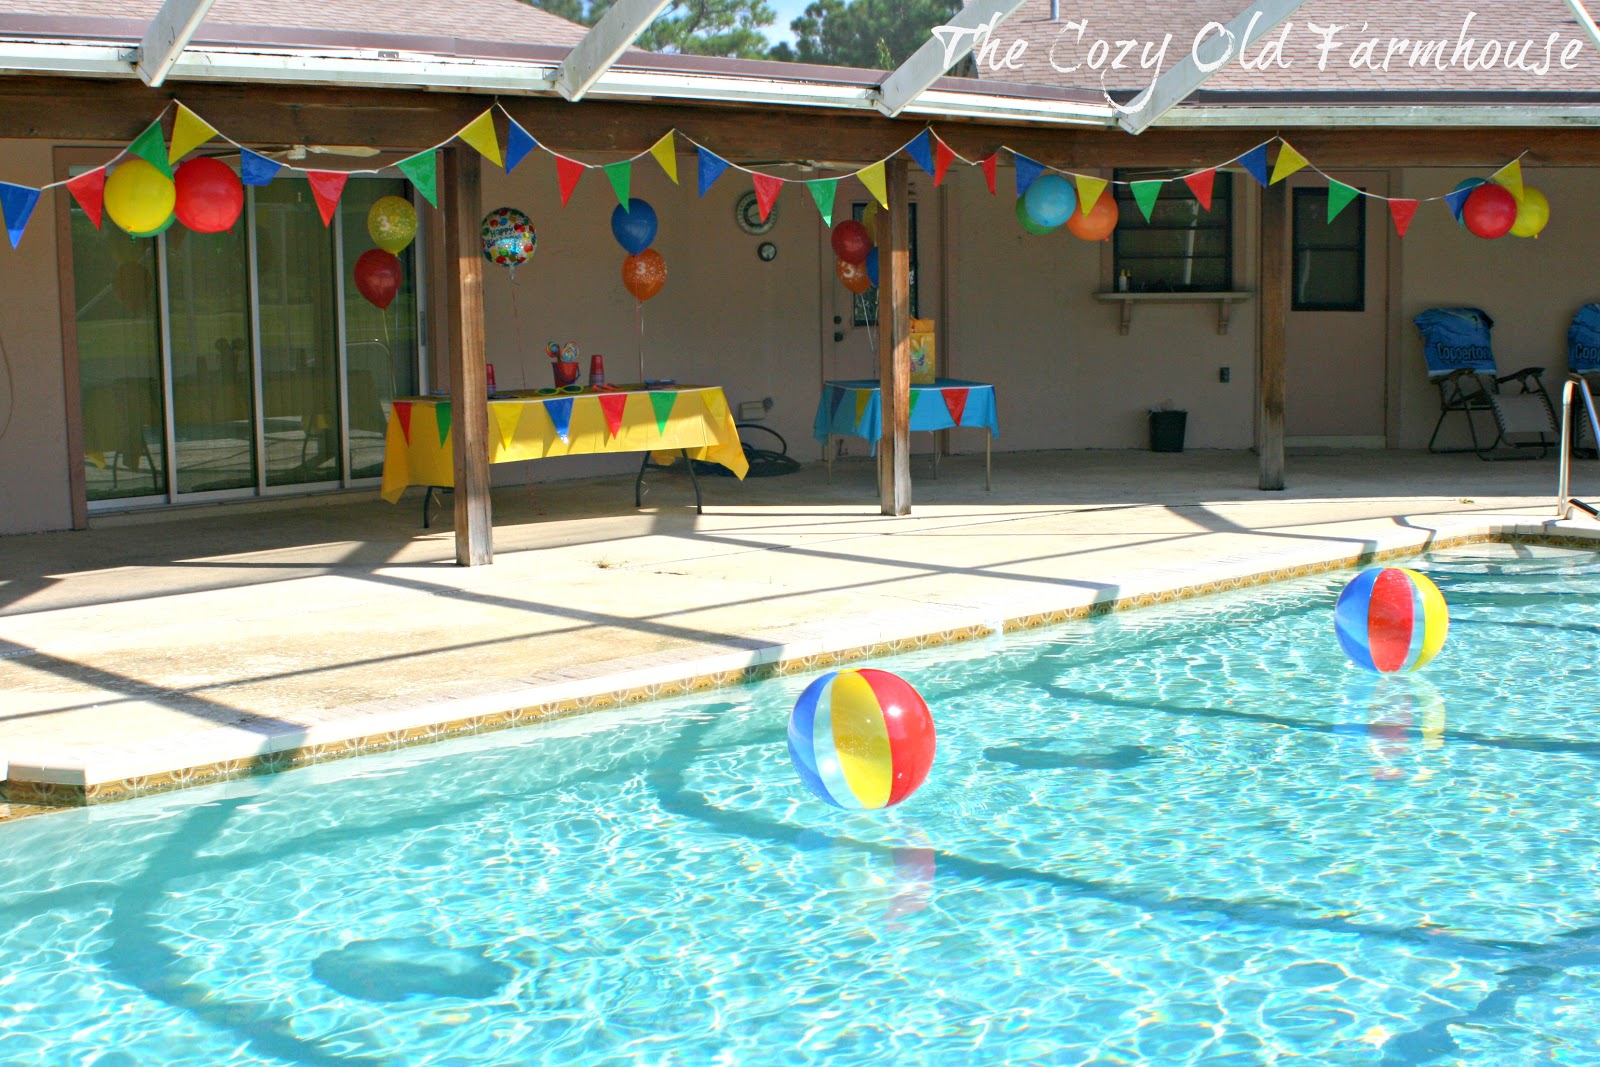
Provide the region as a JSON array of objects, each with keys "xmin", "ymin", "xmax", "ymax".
[
  {"xmin": 737, "ymin": 400, "xmax": 767, "ymax": 420},
  {"xmin": 1219, "ymin": 366, "xmax": 1231, "ymax": 383}
]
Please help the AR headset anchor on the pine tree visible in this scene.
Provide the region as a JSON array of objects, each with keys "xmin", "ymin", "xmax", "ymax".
[
  {"xmin": 523, "ymin": 0, "xmax": 778, "ymax": 60},
  {"xmin": 775, "ymin": 0, "xmax": 961, "ymax": 70}
]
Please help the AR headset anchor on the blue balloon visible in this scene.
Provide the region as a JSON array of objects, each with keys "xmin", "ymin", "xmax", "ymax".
[
  {"xmin": 1450, "ymin": 178, "xmax": 1487, "ymax": 226},
  {"xmin": 865, "ymin": 247, "xmax": 879, "ymax": 288},
  {"xmin": 1023, "ymin": 174, "xmax": 1077, "ymax": 229},
  {"xmin": 610, "ymin": 199, "xmax": 658, "ymax": 254}
]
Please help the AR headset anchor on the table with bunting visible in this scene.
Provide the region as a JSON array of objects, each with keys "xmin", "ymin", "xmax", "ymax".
[
  {"xmin": 812, "ymin": 378, "xmax": 999, "ymax": 490},
  {"xmin": 380, "ymin": 384, "xmax": 748, "ymax": 520}
]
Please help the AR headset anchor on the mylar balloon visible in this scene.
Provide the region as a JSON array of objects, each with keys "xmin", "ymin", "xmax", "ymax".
[
  {"xmin": 622, "ymin": 249, "xmax": 667, "ymax": 302},
  {"xmin": 105, "ymin": 160, "xmax": 176, "ymax": 236},
  {"xmin": 368, "ymin": 195, "xmax": 417, "ymax": 254},
  {"xmin": 354, "ymin": 249, "xmax": 403, "ymax": 309},
  {"xmin": 1066, "ymin": 193, "xmax": 1119, "ymax": 241},
  {"xmin": 836, "ymin": 256, "xmax": 872, "ymax": 294},
  {"xmin": 1015, "ymin": 196, "xmax": 1056, "ymax": 235},
  {"xmin": 1463, "ymin": 183, "xmax": 1518, "ymax": 239},
  {"xmin": 173, "ymin": 158, "xmax": 243, "ymax": 234},
  {"xmin": 1509, "ymin": 187, "xmax": 1550, "ymax": 239},
  {"xmin": 1023, "ymin": 173, "xmax": 1077, "ymax": 229},
  {"xmin": 480, "ymin": 207, "xmax": 537, "ymax": 271},
  {"xmin": 831, "ymin": 219, "xmax": 873, "ymax": 263},
  {"xmin": 610, "ymin": 198, "xmax": 658, "ymax": 255},
  {"xmin": 865, "ymin": 246, "xmax": 879, "ymax": 288}
]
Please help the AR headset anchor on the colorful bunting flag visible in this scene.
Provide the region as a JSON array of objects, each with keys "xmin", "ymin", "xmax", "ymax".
[
  {"xmin": 1013, "ymin": 152, "xmax": 1044, "ymax": 198},
  {"xmin": 854, "ymin": 389, "xmax": 871, "ymax": 432},
  {"xmin": 1270, "ymin": 142, "xmax": 1309, "ymax": 184},
  {"xmin": 599, "ymin": 392, "xmax": 628, "ymax": 439},
  {"xmin": 505, "ymin": 118, "xmax": 537, "ymax": 174},
  {"xmin": 941, "ymin": 387, "xmax": 969, "ymax": 427},
  {"xmin": 240, "ymin": 148, "xmax": 281, "ymax": 187},
  {"xmin": 604, "ymin": 160, "xmax": 632, "ymax": 207},
  {"xmin": 1131, "ymin": 180, "xmax": 1163, "ymax": 222},
  {"xmin": 0, "ymin": 182, "xmax": 39, "ymax": 248},
  {"xmin": 457, "ymin": 110, "xmax": 503, "ymax": 169},
  {"xmin": 304, "ymin": 170, "xmax": 349, "ymax": 227},
  {"xmin": 808, "ymin": 178, "xmax": 838, "ymax": 227},
  {"xmin": 128, "ymin": 118, "xmax": 173, "ymax": 179},
  {"xmin": 398, "ymin": 150, "xmax": 438, "ymax": 207},
  {"xmin": 434, "ymin": 401, "xmax": 452, "ymax": 447},
  {"xmin": 858, "ymin": 161, "xmax": 888, "ymax": 208},
  {"xmin": 828, "ymin": 385, "xmax": 848, "ymax": 421},
  {"xmin": 981, "ymin": 153, "xmax": 997, "ymax": 195},
  {"xmin": 1238, "ymin": 144, "xmax": 1270, "ymax": 187},
  {"xmin": 906, "ymin": 131, "xmax": 935, "ymax": 178},
  {"xmin": 1492, "ymin": 159, "xmax": 1524, "ymax": 201},
  {"xmin": 697, "ymin": 146, "xmax": 729, "ymax": 198},
  {"xmin": 649, "ymin": 390, "xmax": 676, "ymax": 434},
  {"xmin": 1444, "ymin": 184, "xmax": 1474, "ymax": 223},
  {"xmin": 394, "ymin": 401, "xmax": 414, "ymax": 444},
  {"xmin": 1075, "ymin": 175, "xmax": 1108, "ymax": 214},
  {"xmin": 546, "ymin": 397, "xmax": 573, "ymax": 443},
  {"xmin": 650, "ymin": 132, "xmax": 679, "ymax": 184},
  {"xmin": 1327, "ymin": 180, "xmax": 1360, "ymax": 222},
  {"xmin": 1183, "ymin": 169, "xmax": 1216, "ymax": 210},
  {"xmin": 492, "ymin": 402, "xmax": 522, "ymax": 451},
  {"xmin": 908, "ymin": 388, "xmax": 925, "ymax": 419},
  {"xmin": 1389, "ymin": 199, "xmax": 1420, "ymax": 238},
  {"xmin": 65, "ymin": 168, "xmax": 106, "ymax": 229},
  {"xmin": 555, "ymin": 156, "xmax": 586, "ymax": 206},
  {"xmin": 933, "ymin": 138, "xmax": 955, "ymax": 186},
  {"xmin": 167, "ymin": 104, "xmax": 217, "ymax": 164},
  {"xmin": 751, "ymin": 172, "xmax": 782, "ymax": 222}
]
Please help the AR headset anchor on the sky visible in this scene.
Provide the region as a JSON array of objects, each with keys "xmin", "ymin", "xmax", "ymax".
[{"xmin": 763, "ymin": 0, "xmax": 811, "ymax": 45}]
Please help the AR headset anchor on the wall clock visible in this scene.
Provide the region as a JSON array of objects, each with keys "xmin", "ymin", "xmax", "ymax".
[{"xmin": 735, "ymin": 190, "xmax": 778, "ymax": 235}]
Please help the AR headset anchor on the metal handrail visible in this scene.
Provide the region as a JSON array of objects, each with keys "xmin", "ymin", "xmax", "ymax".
[{"xmin": 1556, "ymin": 374, "xmax": 1600, "ymax": 519}]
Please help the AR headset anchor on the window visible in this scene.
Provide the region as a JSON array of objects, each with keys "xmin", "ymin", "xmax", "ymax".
[
  {"xmin": 1112, "ymin": 170, "xmax": 1232, "ymax": 293},
  {"xmin": 1292, "ymin": 188, "xmax": 1365, "ymax": 312},
  {"xmin": 850, "ymin": 201, "xmax": 918, "ymax": 327}
]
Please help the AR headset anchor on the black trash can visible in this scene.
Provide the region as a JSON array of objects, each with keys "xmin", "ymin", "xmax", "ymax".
[{"xmin": 1149, "ymin": 410, "xmax": 1187, "ymax": 453}]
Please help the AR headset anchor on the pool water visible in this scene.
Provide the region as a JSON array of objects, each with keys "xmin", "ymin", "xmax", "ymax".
[{"xmin": 5, "ymin": 544, "xmax": 1600, "ymax": 1066}]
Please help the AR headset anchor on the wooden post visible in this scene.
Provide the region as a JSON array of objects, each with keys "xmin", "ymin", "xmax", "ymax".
[
  {"xmin": 876, "ymin": 158, "xmax": 912, "ymax": 516},
  {"xmin": 441, "ymin": 146, "xmax": 494, "ymax": 564},
  {"xmin": 1258, "ymin": 179, "xmax": 1287, "ymax": 491}
]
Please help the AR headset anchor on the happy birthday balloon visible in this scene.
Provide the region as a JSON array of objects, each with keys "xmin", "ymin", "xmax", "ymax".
[
  {"xmin": 836, "ymin": 256, "xmax": 872, "ymax": 294},
  {"xmin": 368, "ymin": 195, "xmax": 418, "ymax": 254},
  {"xmin": 622, "ymin": 249, "xmax": 667, "ymax": 302},
  {"xmin": 480, "ymin": 207, "xmax": 536, "ymax": 272}
]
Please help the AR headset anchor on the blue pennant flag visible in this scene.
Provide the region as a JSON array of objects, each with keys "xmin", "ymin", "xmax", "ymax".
[
  {"xmin": 241, "ymin": 148, "xmax": 282, "ymax": 187},
  {"xmin": 546, "ymin": 397, "xmax": 573, "ymax": 443},
  {"xmin": 1013, "ymin": 152, "xmax": 1045, "ymax": 198},
  {"xmin": 506, "ymin": 118, "xmax": 537, "ymax": 174},
  {"xmin": 0, "ymin": 182, "xmax": 40, "ymax": 248},
  {"xmin": 1238, "ymin": 144, "xmax": 1270, "ymax": 187},
  {"xmin": 905, "ymin": 131, "xmax": 935, "ymax": 178},
  {"xmin": 1444, "ymin": 182, "xmax": 1481, "ymax": 223},
  {"xmin": 697, "ymin": 146, "xmax": 729, "ymax": 198}
]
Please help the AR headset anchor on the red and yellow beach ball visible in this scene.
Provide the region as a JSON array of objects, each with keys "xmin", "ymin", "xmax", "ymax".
[
  {"xmin": 787, "ymin": 669, "xmax": 936, "ymax": 810},
  {"xmin": 1334, "ymin": 567, "xmax": 1450, "ymax": 674}
]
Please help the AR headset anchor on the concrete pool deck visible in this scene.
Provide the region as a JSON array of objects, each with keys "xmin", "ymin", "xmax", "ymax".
[{"xmin": 3, "ymin": 448, "xmax": 1598, "ymax": 818}]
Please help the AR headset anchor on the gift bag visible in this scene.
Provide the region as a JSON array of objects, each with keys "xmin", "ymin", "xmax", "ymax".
[{"xmin": 909, "ymin": 318, "xmax": 936, "ymax": 385}]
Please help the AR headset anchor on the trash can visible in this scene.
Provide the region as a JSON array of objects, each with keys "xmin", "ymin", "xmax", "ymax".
[{"xmin": 1149, "ymin": 410, "xmax": 1187, "ymax": 453}]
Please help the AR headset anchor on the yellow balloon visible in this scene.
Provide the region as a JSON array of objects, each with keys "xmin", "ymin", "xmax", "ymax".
[
  {"xmin": 1509, "ymin": 187, "xmax": 1550, "ymax": 239},
  {"xmin": 861, "ymin": 199, "xmax": 880, "ymax": 234},
  {"xmin": 367, "ymin": 195, "xmax": 418, "ymax": 254},
  {"xmin": 104, "ymin": 160, "xmax": 176, "ymax": 235}
]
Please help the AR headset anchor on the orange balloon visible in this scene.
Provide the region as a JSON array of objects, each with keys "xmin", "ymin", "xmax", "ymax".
[
  {"xmin": 622, "ymin": 249, "xmax": 666, "ymax": 302},
  {"xmin": 1067, "ymin": 193, "xmax": 1119, "ymax": 241},
  {"xmin": 836, "ymin": 256, "xmax": 872, "ymax": 294}
]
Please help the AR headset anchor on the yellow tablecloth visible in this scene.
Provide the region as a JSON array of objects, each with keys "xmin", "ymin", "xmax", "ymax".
[{"xmin": 380, "ymin": 385, "xmax": 748, "ymax": 504}]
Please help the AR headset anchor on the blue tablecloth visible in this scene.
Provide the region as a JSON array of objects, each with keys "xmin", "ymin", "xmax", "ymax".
[{"xmin": 813, "ymin": 379, "xmax": 999, "ymax": 450}]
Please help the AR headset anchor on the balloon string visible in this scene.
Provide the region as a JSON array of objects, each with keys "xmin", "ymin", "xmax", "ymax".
[{"xmin": 636, "ymin": 300, "xmax": 644, "ymax": 384}]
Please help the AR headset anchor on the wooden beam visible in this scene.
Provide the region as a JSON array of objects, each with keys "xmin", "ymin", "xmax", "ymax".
[
  {"xmin": 554, "ymin": 0, "xmax": 671, "ymax": 103},
  {"xmin": 441, "ymin": 146, "xmax": 493, "ymax": 565},
  {"xmin": 1258, "ymin": 179, "xmax": 1287, "ymax": 491},
  {"xmin": 1564, "ymin": 0, "xmax": 1600, "ymax": 54},
  {"xmin": 875, "ymin": 0, "xmax": 1027, "ymax": 118},
  {"xmin": 136, "ymin": 0, "xmax": 218, "ymax": 87},
  {"xmin": 877, "ymin": 158, "xmax": 912, "ymax": 517}
]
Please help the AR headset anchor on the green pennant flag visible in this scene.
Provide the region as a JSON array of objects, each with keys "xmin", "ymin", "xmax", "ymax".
[
  {"xmin": 435, "ymin": 401, "xmax": 452, "ymax": 447},
  {"xmin": 808, "ymin": 178, "xmax": 838, "ymax": 227},
  {"xmin": 1327, "ymin": 180, "xmax": 1360, "ymax": 223},
  {"xmin": 649, "ymin": 390, "xmax": 677, "ymax": 434},
  {"xmin": 128, "ymin": 118, "xmax": 173, "ymax": 178},
  {"xmin": 1131, "ymin": 180, "xmax": 1163, "ymax": 222},
  {"xmin": 604, "ymin": 160, "xmax": 632, "ymax": 207},
  {"xmin": 908, "ymin": 388, "xmax": 925, "ymax": 418},
  {"xmin": 399, "ymin": 150, "xmax": 439, "ymax": 208}
]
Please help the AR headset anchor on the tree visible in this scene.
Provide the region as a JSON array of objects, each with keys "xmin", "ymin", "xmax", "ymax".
[
  {"xmin": 773, "ymin": 0, "xmax": 960, "ymax": 70},
  {"xmin": 523, "ymin": 1, "xmax": 778, "ymax": 60}
]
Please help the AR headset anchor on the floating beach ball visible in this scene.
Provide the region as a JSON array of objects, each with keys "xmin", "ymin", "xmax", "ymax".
[
  {"xmin": 787, "ymin": 669, "xmax": 936, "ymax": 810},
  {"xmin": 1334, "ymin": 568, "xmax": 1449, "ymax": 674}
]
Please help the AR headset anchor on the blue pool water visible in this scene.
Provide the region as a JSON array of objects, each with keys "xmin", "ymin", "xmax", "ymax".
[{"xmin": 5, "ymin": 544, "xmax": 1600, "ymax": 1066}]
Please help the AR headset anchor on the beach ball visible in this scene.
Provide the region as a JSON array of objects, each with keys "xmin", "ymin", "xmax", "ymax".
[
  {"xmin": 1023, "ymin": 173, "xmax": 1077, "ymax": 229},
  {"xmin": 1334, "ymin": 567, "xmax": 1449, "ymax": 674},
  {"xmin": 104, "ymin": 159, "xmax": 176, "ymax": 236},
  {"xmin": 787, "ymin": 668, "xmax": 936, "ymax": 810},
  {"xmin": 368, "ymin": 195, "xmax": 417, "ymax": 254}
]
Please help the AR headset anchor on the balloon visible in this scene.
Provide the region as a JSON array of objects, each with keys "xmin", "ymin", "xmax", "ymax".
[
  {"xmin": 622, "ymin": 249, "xmax": 667, "ymax": 302},
  {"xmin": 865, "ymin": 246, "xmax": 879, "ymax": 288},
  {"xmin": 1462, "ymin": 183, "xmax": 1518, "ymax": 239},
  {"xmin": 104, "ymin": 160, "xmax": 176, "ymax": 236},
  {"xmin": 831, "ymin": 219, "xmax": 873, "ymax": 263},
  {"xmin": 1066, "ymin": 192, "xmax": 1119, "ymax": 241},
  {"xmin": 1334, "ymin": 567, "xmax": 1449, "ymax": 674},
  {"xmin": 1023, "ymin": 173, "xmax": 1077, "ymax": 229},
  {"xmin": 480, "ymin": 207, "xmax": 536, "ymax": 271},
  {"xmin": 368, "ymin": 195, "xmax": 417, "ymax": 254},
  {"xmin": 1449, "ymin": 177, "xmax": 1487, "ymax": 225},
  {"xmin": 1509, "ymin": 187, "xmax": 1550, "ymax": 238},
  {"xmin": 610, "ymin": 198, "xmax": 658, "ymax": 255},
  {"xmin": 130, "ymin": 213, "xmax": 176, "ymax": 240},
  {"xmin": 172, "ymin": 157, "xmax": 243, "ymax": 234},
  {"xmin": 1015, "ymin": 196, "xmax": 1056, "ymax": 235},
  {"xmin": 861, "ymin": 200, "xmax": 881, "ymax": 234},
  {"xmin": 354, "ymin": 248, "xmax": 402, "ymax": 309},
  {"xmin": 836, "ymin": 256, "xmax": 872, "ymax": 294},
  {"xmin": 787, "ymin": 668, "xmax": 936, "ymax": 810}
]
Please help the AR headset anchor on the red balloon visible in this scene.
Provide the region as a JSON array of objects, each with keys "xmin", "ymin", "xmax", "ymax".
[
  {"xmin": 173, "ymin": 157, "xmax": 243, "ymax": 234},
  {"xmin": 836, "ymin": 256, "xmax": 872, "ymax": 295},
  {"xmin": 1463, "ymin": 183, "xmax": 1518, "ymax": 239},
  {"xmin": 353, "ymin": 248, "xmax": 402, "ymax": 309},
  {"xmin": 831, "ymin": 219, "xmax": 873, "ymax": 263},
  {"xmin": 623, "ymin": 249, "xmax": 667, "ymax": 302},
  {"xmin": 1066, "ymin": 193, "xmax": 1119, "ymax": 242}
]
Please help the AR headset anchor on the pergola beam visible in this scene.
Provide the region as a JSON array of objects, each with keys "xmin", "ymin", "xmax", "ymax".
[
  {"xmin": 555, "ymin": 0, "xmax": 672, "ymax": 103},
  {"xmin": 1563, "ymin": 0, "xmax": 1600, "ymax": 53},
  {"xmin": 135, "ymin": 0, "xmax": 217, "ymax": 87},
  {"xmin": 875, "ymin": 0, "xmax": 1027, "ymax": 118},
  {"xmin": 1118, "ymin": 0, "xmax": 1309, "ymax": 134}
]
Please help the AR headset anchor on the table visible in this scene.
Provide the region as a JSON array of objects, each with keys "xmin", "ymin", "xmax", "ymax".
[
  {"xmin": 380, "ymin": 385, "xmax": 748, "ymax": 518},
  {"xmin": 813, "ymin": 378, "xmax": 999, "ymax": 490}
]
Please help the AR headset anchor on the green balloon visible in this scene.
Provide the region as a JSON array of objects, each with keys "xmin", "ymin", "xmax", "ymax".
[
  {"xmin": 1015, "ymin": 195, "xmax": 1057, "ymax": 236},
  {"xmin": 130, "ymin": 212, "xmax": 176, "ymax": 239}
]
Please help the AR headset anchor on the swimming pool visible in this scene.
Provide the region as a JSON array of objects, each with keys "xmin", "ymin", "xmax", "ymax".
[{"xmin": 4, "ymin": 543, "xmax": 1600, "ymax": 1066}]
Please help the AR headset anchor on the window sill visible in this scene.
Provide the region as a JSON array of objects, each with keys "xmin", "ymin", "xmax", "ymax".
[{"xmin": 1093, "ymin": 291, "xmax": 1255, "ymax": 336}]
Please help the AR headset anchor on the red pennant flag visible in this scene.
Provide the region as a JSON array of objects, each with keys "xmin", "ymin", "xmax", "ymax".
[
  {"xmin": 751, "ymin": 172, "xmax": 783, "ymax": 222},
  {"xmin": 66, "ymin": 167, "xmax": 106, "ymax": 229},
  {"xmin": 1389, "ymin": 199, "xmax": 1420, "ymax": 238},
  {"xmin": 981, "ymin": 153, "xmax": 998, "ymax": 195},
  {"xmin": 933, "ymin": 138, "xmax": 956, "ymax": 187},
  {"xmin": 941, "ymin": 387, "xmax": 969, "ymax": 427},
  {"xmin": 598, "ymin": 392, "xmax": 628, "ymax": 439},
  {"xmin": 394, "ymin": 401, "xmax": 413, "ymax": 444},
  {"xmin": 304, "ymin": 170, "xmax": 348, "ymax": 227},
  {"xmin": 556, "ymin": 156, "xmax": 585, "ymax": 206},
  {"xmin": 1184, "ymin": 169, "xmax": 1216, "ymax": 211}
]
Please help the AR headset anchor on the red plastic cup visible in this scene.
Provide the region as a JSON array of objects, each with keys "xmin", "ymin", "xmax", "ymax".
[
  {"xmin": 553, "ymin": 361, "xmax": 580, "ymax": 387},
  {"xmin": 589, "ymin": 354, "xmax": 606, "ymax": 388}
]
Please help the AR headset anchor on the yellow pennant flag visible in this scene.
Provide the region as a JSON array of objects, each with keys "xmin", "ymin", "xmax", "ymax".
[
  {"xmin": 854, "ymin": 388, "xmax": 872, "ymax": 431},
  {"xmin": 650, "ymin": 132, "xmax": 679, "ymax": 184},
  {"xmin": 858, "ymin": 161, "xmax": 889, "ymax": 208},
  {"xmin": 491, "ymin": 402, "xmax": 523, "ymax": 453},
  {"xmin": 1270, "ymin": 142, "xmax": 1309, "ymax": 184},
  {"xmin": 1492, "ymin": 159, "xmax": 1524, "ymax": 201},
  {"xmin": 457, "ymin": 110, "xmax": 503, "ymax": 169},
  {"xmin": 1075, "ymin": 174, "xmax": 1108, "ymax": 214},
  {"xmin": 167, "ymin": 104, "xmax": 218, "ymax": 164}
]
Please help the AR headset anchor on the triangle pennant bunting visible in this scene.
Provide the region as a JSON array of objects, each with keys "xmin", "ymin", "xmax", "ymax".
[
  {"xmin": 546, "ymin": 397, "xmax": 574, "ymax": 443},
  {"xmin": 1492, "ymin": 159, "xmax": 1524, "ymax": 201},
  {"xmin": 853, "ymin": 388, "xmax": 871, "ymax": 433},
  {"xmin": 555, "ymin": 156, "xmax": 586, "ymax": 206},
  {"xmin": 858, "ymin": 161, "xmax": 889, "ymax": 208},
  {"xmin": 906, "ymin": 131, "xmax": 935, "ymax": 177},
  {"xmin": 1270, "ymin": 142, "xmax": 1309, "ymax": 184},
  {"xmin": 808, "ymin": 178, "xmax": 838, "ymax": 227},
  {"xmin": 650, "ymin": 132, "xmax": 679, "ymax": 184},
  {"xmin": 1238, "ymin": 144, "xmax": 1270, "ymax": 187},
  {"xmin": 697, "ymin": 146, "xmax": 730, "ymax": 198},
  {"xmin": 598, "ymin": 392, "xmax": 628, "ymax": 439},
  {"xmin": 240, "ymin": 148, "xmax": 282, "ymax": 187},
  {"xmin": 505, "ymin": 117, "xmax": 537, "ymax": 173},
  {"xmin": 0, "ymin": 182, "xmax": 40, "ymax": 248},
  {"xmin": 941, "ymin": 387, "xmax": 970, "ymax": 427},
  {"xmin": 933, "ymin": 137, "xmax": 956, "ymax": 186},
  {"xmin": 65, "ymin": 168, "xmax": 106, "ymax": 229},
  {"xmin": 1327, "ymin": 180, "xmax": 1361, "ymax": 222},
  {"xmin": 751, "ymin": 172, "xmax": 782, "ymax": 222},
  {"xmin": 604, "ymin": 160, "xmax": 632, "ymax": 207},
  {"xmin": 1389, "ymin": 198, "xmax": 1420, "ymax": 238},
  {"xmin": 304, "ymin": 170, "xmax": 349, "ymax": 227},
  {"xmin": 1131, "ymin": 180, "xmax": 1163, "ymax": 222},
  {"xmin": 128, "ymin": 118, "xmax": 173, "ymax": 179},
  {"xmin": 434, "ymin": 401, "xmax": 453, "ymax": 447},
  {"xmin": 1013, "ymin": 152, "xmax": 1044, "ymax": 198},
  {"xmin": 167, "ymin": 105, "xmax": 217, "ymax": 164},
  {"xmin": 828, "ymin": 385, "xmax": 848, "ymax": 421},
  {"xmin": 908, "ymin": 388, "xmax": 925, "ymax": 419},
  {"xmin": 492, "ymin": 402, "xmax": 523, "ymax": 451},
  {"xmin": 981, "ymin": 153, "xmax": 998, "ymax": 195},
  {"xmin": 1444, "ymin": 185, "xmax": 1474, "ymax": 222},
  {"xmin": 457, "ymin": 110, "xmax": 503, "ymax": 169},
  {"xmin": 398, "ymin": 150, "xmax": 438, "ymax": 207},
  {"xmin": 1184, "ymin": 169, "xmax": 1216, "ymax": 210},
  {"xmin": 394, "ymin": 401, "xmax": 414, "ymax": 444},
  {"xmin": 1075, "ymin": 175, "xmax": 1108, "ymax": 214},
  {"xmin": 649, "ymin": 390, "xmax": 677, "ymax": 434}
]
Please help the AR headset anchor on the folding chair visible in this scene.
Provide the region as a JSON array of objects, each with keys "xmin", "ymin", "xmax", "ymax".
[
  {"xmin": 1567, "ymin": 304, "xmax": 1600, "ymax": 452},
  {"xmin": 1414, "ymin": 307, "xmax": 1557, "ymax": 460}
]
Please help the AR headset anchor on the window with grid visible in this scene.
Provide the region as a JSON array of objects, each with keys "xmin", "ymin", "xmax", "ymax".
[
  {"xmin": 1111, "ymin": 170, "xmax": 1232, "ymax": 293},
  {"xmin": 1292, "ymin": 188, "xmax": 1365, "ymax": 312}
]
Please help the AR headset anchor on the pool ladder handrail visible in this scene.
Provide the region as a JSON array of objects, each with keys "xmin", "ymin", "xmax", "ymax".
[{"xmin": 1556, "ymin": 374, "xmax": 1600, "ymax": 519}]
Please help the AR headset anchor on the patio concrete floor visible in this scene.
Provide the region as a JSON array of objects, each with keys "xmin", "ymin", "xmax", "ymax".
[{"xmin": 3, "ymin": 446, "xmax": 1598, "ymax": 815}]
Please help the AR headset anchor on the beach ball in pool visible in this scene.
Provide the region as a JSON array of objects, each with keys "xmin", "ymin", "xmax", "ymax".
[
  {"xmin": 788, "ymin": 669, "xmax": 936, "ymax": 810},
  {"xmin": 1334, "ymin": 567, "xmax": 1449, "ymax": 674}
]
